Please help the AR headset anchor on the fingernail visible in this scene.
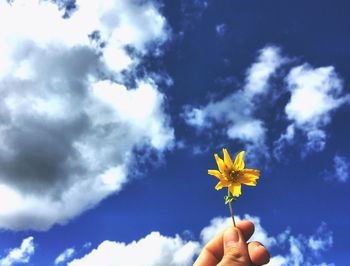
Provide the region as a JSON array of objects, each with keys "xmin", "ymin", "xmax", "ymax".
[
  {"xmin": 224, "ymin": 227, "xmax": 239, "ymax": 245},
  {"xmin": 253, "ymin": 243, "xmax": 263, "ymax": 250}
]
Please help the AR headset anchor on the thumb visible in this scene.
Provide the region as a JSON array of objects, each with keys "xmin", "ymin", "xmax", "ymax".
[{"xmin": 217, "ymin": 226, "xmax": 251, "ymax": 266}]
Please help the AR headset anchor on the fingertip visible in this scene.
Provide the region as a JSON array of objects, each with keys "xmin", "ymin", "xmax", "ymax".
[
  {"xmin": 248, "ymin": 242, "xmax": 270, "ymax": 265},
  {"xmin": 236, "ymin": 220, "xmax": 255, "ymax": 241}
]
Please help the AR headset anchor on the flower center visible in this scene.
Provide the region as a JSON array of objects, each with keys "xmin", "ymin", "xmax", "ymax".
[{"xmin": 229, "ymin": 171, "xmax": 240, "ymax": 182}]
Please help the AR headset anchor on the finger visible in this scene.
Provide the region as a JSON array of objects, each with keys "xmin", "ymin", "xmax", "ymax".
[
  {"xmin": 193, "ymin": 220, "xmax": 255, "ymax": 266},
  {"xmin": 237, "ymin": 220, "xmax": 255, "ymax": 241},
  {"xmin": 193, "ymin": 246, "xmax": 219, "ymax": 266},
  {"xmin": 204, "ymin": 220, "xmax": 255, "ymax": 260},
  {"xmin": 217, "ymin": 227, "xmax": 251, "ymax": 266},
  {"xmin": 248, "ymin": 241, "xmax": 270, "ymax": 265}
]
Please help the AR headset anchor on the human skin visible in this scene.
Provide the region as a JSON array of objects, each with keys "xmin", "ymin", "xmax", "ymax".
[{"xmin": 194, "ymin": 220, "xmax": 270, "ymax": 266}]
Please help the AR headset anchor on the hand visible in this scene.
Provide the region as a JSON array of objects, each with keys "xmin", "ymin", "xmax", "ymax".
[{"xmin": 194, "ymin": 220, "xmax": 270, "ymax": 266}]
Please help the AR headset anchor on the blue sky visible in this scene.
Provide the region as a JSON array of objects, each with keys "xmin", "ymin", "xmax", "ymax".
[{"xmin": 0, "ymin": 0, "xmax": 349, "ymax": 265}]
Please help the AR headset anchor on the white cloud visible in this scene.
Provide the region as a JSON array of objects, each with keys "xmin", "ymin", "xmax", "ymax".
[
  {"xmin": 275, "ymin": 64, "xmax": 350, "ymax": 156},
  {"xmin": 199, "ymin": 216, "xmax": 231, "ymax": 245},
  {"xmin": 307, "ymin": 223, "xmax": 333, "ymax": 254},
  {"xmin": 55, "ymin": 248, "xmax": 75, "ymax": 265},
  {"xmin": 83, "ymin": 242, "xmax": 92, "ymax": 249},
  {"xmin": 270, "ymin": 233, "xmax": 333, "ymax": 266},
  {"xmin": 0, "ymin": 0, "xmax": 169, "ymax": 75},
  {"xmin": 68, "ymin": 214, "xmax": 333, "ymax": 266},
  {"xmin": 0, "ymin": 237, "xmax": 35, "ymax": 266},
  {"xmin": 285, "ymin": 65, "xmax": 345, "ymax": 125},
  {"xmin": 182, "ymin": 44, "xmax": 348, "ymax": 160},
  {"xmin": 183, "ymin": 46, "xmax": 284, "ymax": 161},
  {"xmin": 244, "ymin": 46, "xmax": 286, "ymax": 96},
  {"xmin": 322, "ymin": 154, "xmax": 350, "ymax": 183},
  {"xmin": 0, "ymin": 0, "xmax": 174, "ymax": 231},
  {"xmin": 330, "ymin": 154, "xmax": 350, "ymax": 182},
  {"xmin": 268, "ymin": 255, "xmax": 287, "ymax": 266},
  {"xmin": 227, "ymin": 120, "xmax": 266, "ymax": 143},
  {"xmin": 182, "ymin": 107, "xmax": 207, "ymax": 128},
  {"xmin": 287, "ymin": 237, "xmax": 304, "ymax": 266},
  {"xmin": 267, "ymin": 222, "xmax": 333, "ymax": 266},
  {"xmin": 68, "ymin": 232, "xmax": 200, "ymax": 266}
]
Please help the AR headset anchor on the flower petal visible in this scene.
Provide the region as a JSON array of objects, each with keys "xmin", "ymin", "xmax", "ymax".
[
  {"xmin": 208, "ymin": 170, "xmax": 223, "ymax": 180},
  {"xmin": 241, "ymin": 178, "xmax": 257, "ymax": 186},
  {"xmin": 229, "ymin": 184, "xmax": 241, "ymax": 197},
  {"xmin": 242, "ymin": 169, "xmax": 260, "ymax": 176},
  {"xmin": 242, "ymin": 170, "xmax": 259, "ymax": 184},
  {"xmin": 223, "ymin": 148, "xmax": 234, "ymax": 170},
  {"xmin": 242, "ymin": 172, "xmax": 260, "ymax": 179},
  {"xmin": 215, "ymin": 181, "xmax": 224, "ymax": 190},
  {"xmin": 240, "ymin": 174, "xmax": 259, "ymax": 185},
  {"xmin": 233, "ymin": 151, "xmax": 245, "ymax": 171},
  {"xmin": 214, "ymin": 154, "xmax": 227, "ymax": 173}
]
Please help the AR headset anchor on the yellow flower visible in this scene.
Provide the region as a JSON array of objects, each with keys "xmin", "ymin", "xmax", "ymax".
[{"xmin": 208, "ymin": 149, "xmax": 260, "ymax": 197}]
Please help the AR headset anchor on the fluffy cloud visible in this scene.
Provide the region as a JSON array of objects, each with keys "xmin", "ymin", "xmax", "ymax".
[
  {"xmin": 0, "ymin": 237, "xmax": 35, "ymax": 266},
  {"xmin": 183, "ymin": 44, "xmax": 348, "ymax": 161},
  {"xmin": 55, "ymin": 247, "xmax": 75, "ymax": 265},
  {"xmin": 183, "ymin": 46, "xmax": 284, "ymax": 161},
  {"xmin": 67, "ymin": 232, "xmax": 200, "ymax": 266},
  {"xmin": 0, "ymin": 0, "xmax": 174, "ymax": 230},
  {"xmin": 63, "ymin": 214, "xmax": 333, "ymax": 266},
  {"xmin": 275, "ymin": 64, "xmax": 350, "ymax": 156}
]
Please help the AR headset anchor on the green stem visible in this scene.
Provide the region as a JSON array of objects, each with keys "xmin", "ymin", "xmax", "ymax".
[{"xmin": 227, "ymin": 189, "xmax": 236, "ymax": 227}]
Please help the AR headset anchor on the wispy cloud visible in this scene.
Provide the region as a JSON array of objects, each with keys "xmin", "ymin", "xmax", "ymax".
[
  {"xmin": 323, "ymin": 154, "xmax": 350, "ymax": 183},
  {"xmin": 0, "ymin": 237, "xmax": 34, "ymax": 266},
  {"xmin": 0, "ymin": 0, "xmax": 174, "ymax": 231},
  {"xmin": 183, "ymin": 44, "xmax": 349, "ymax": 163},
  {"xmin": 274, "ymin": 64, "xmax": 350, "ymax": 157},
  {"xmin": 269, "ymin": 224, "xmax": 333, "ymax": 266},
  {"xmin": 182, "ymin": 46, "xmax": 285, "ymax": 162},
  {"xmin": 55, "ymin": 248, "xmax": 75, "ymax": 265},
  {"xmin": 332, "ymin": 155, "xmax": 350, "ymax": 182},
  {"xmin": 215, "ymin": 23, "xmax": 227, "ymax": 36},
  {"xmin": 308, "ymin": 223, "xmax": 333, "ymax": 253},
  {"xmin": 180, "ymin": 0, "xmax": 210, "ymax": 31}
]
